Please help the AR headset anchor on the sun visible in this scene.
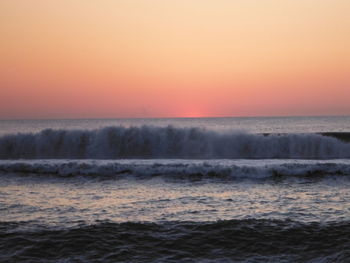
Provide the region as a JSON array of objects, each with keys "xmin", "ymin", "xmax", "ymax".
[{"xmin": 179, "ymin": 107, "xmax": 208, "ymax": 118}]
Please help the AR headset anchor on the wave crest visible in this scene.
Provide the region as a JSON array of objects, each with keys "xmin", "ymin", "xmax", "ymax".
[{"xmin": 0, "ymin": 126, "xmax": 350, "ymax": 159}]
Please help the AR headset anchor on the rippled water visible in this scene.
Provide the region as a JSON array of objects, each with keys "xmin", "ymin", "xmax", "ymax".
[
  {"xmin": 1, "ymin": 117, "xmax": 350, "ymax": 262},
  {"xmin": 2, "ymin": 168, "xmax": 350, "ymax": 225}
]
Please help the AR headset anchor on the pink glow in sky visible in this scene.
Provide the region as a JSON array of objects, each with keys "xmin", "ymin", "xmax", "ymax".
[{"xmin": 1, "ymin": 0, "xmax": 349, "ymax": 118}]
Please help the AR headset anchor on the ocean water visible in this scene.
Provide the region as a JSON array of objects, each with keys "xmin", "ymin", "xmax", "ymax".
[{"xmin": 1, "ymin": 116, "xmax": 350, "ymax": 262}]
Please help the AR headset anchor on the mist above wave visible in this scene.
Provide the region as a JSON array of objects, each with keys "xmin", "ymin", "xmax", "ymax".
[{"xmin": 0, "ymin": 125, "xmax": 350, "ymax": 159}]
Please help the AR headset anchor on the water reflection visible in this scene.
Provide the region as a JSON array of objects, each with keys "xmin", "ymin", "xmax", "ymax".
[{"xmin": 1, "ymin": 175, "xmax": 349, "ymax": 227}]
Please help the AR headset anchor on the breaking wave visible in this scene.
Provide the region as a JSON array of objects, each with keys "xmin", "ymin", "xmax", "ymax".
[
  {"xmin": 1, "ymin": 160, "xmax": 350, "ymax": 179},
  {"xmin": 0, "ymin": 126, "xmax": 350, "ymax": 159},
  {"xmin": 1, "ymin": 219, "xmax": 349, "ymax": 262}
]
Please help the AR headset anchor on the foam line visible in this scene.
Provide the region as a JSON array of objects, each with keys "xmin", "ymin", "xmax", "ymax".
[{"xmin": 1, "ymin": 160, "xmax": 350, "ymax": 178}]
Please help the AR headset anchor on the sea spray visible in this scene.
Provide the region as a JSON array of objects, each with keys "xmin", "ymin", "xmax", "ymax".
[{"xmin": 1, "ymin": 126, "xmax": 350, "ymax": 159}]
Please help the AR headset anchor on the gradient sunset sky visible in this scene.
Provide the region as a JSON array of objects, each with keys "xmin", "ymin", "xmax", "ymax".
[{"xmin": 1, "ymin": 0, "xmax": 349, "ymax": 119}]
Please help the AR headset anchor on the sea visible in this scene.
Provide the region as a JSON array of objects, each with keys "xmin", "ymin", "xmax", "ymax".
[{"xmin": 1, "ymin": 116, "xmax": 350, "ymax": 262}]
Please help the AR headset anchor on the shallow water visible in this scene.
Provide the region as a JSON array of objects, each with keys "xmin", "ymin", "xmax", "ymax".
[
  {"xmin": 1, "ymin": 164, "xmax": 350, "ymax": 225},
  {"xmin": 1, "ymin": 117, "xmax": 350, "ymax": 262}
]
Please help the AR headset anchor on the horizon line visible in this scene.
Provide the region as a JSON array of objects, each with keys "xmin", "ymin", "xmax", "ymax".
[{"xmin": 1, "ymin": 114, "xmax": 350, "ymax": 121}]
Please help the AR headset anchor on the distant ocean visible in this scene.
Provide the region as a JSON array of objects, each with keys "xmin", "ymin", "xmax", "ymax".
[{"xmin": 1, "ymin": 116, "xmax": 350, "ymax": 262}]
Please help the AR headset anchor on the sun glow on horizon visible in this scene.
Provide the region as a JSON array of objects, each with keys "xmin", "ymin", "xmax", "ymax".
[{"xmin": 1, "ymin": 0, "xmax": 349, "ymax": 119}]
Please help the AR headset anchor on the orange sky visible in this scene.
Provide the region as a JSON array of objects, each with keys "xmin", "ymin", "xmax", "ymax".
[{"xmin": 1, "ymin": 0, "xmax": 349, "ymax": 118}]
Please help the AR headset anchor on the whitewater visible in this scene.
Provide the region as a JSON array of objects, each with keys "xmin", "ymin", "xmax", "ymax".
[
  {"xmin": 1, "ymin": 117, "xmax": 350, "ymax": 262},
  {"xmin": 1, "ymin": 125, "xmax": 350, "ymax": 159}
]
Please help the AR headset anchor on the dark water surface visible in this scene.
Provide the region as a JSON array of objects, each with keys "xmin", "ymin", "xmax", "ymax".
[
  {"xmin": 2, "ymin": 220, "xmax": 350, "ymax": 263},
  {"xmin": 1, "ymin": 117, "xmax": 350, "ymax": 262}
]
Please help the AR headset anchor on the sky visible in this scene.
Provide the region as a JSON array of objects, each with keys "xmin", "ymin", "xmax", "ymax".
[{"xmin": 0, "ymin": 0, "xmax": 349, "ymax": 119}]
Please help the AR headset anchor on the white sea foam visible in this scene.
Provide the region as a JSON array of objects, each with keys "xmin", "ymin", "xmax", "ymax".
[
  {"xmin": 1, "ymin": 159, "xmax": 350, "ymax": 179},
  {"xmin": 0, "ymin": 126, "xmax": 349, "ymax": 159}
]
